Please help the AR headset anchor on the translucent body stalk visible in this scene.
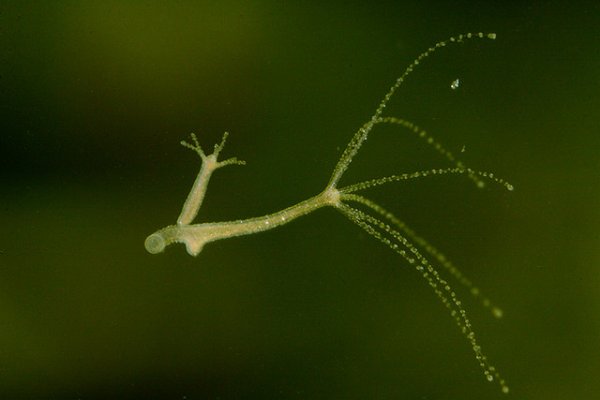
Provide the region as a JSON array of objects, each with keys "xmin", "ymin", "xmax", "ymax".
[
  {"xmin": 144, "ymin": 32, "xmax": 512, "ymax": 394},
  {"xmin": 146, "ymin": 188, "xmax": 340, "ymax": 256}
]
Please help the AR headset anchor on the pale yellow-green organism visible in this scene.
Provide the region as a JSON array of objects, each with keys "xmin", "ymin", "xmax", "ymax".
[{"xmin": 145, "ymin": 32, "xmax": 512, "ymax": 393}]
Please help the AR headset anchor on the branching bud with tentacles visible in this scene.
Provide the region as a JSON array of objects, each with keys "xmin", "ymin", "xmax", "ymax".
[{"xmin": 145, "ymin": 32, "xmax": 511, "ymax": 393}]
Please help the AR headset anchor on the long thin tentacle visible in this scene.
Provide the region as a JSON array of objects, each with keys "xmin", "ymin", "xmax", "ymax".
[
  {"xmin": 339, "ymin": 167, "xmax": 514, "ymax": 194},
  {"xmin": 340, "ymin": 193, "xmax": 505, "ymax": 319},
  {"xmin": 337, "ymin": 201, "xmax": 509, "ymax": 393},
  {"xmin": 374, "ymin": 116, "xmax": 485, "ymax": 187},
  {"xmin": 327, "ymin": 32, "xmax": 497, "ymax": 189}
]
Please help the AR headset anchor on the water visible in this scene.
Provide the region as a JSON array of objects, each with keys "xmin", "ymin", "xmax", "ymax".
[{"xmin": 2, "ymin": 2, "xmax": 599, "ymax": 398}]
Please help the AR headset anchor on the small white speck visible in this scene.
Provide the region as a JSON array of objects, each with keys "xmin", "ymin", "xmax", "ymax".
[{"xmin": 451, "ymin": 78, "xmax": 460, "ymax": 90}]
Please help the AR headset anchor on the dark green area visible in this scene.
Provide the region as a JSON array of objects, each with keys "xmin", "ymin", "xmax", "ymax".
[{"xmin": 2, "ymin": 1, "xmax": 599, "ymax": 398}]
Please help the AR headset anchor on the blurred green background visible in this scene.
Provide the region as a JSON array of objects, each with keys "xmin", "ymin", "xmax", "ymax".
[{"xmin": 2, "ymin": 1, "xmax": 599, "ymax": 399}]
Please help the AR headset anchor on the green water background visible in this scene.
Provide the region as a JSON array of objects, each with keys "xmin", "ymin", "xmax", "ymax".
[{"xmin": 2, "ymin": 1, "xmax": 599, "ymax": 398}]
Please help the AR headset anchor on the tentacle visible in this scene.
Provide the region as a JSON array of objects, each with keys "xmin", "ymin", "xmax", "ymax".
[
  {"xmin": 339, "ymin": 167, "xmax": 514, "ymax": 194},
  {"xmin": 327, "ymin": 32, "xmax": 497, "ymax": 189},
  {"xmin": 374, "ymin": 116, "xmax": 484, "ymax": 187},
  {"xmin": 337, "ymin": 201, "xmax": 509, "ymax": 393},
  {"xmin": 340, "ymin": 193, "xmax": 505, "ymax": 319}
]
